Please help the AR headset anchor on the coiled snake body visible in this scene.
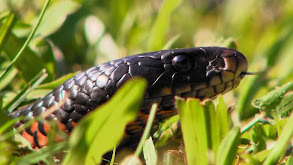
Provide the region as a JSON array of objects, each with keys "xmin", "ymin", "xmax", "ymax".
[{"xmin": 12, "ymin": 47, "xmax": 248, "ymax": 149}]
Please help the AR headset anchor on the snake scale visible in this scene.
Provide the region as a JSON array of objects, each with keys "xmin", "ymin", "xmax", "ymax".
[{"xmin": 12, "ymin": 47, "xmax": 248, "ymax": 152}]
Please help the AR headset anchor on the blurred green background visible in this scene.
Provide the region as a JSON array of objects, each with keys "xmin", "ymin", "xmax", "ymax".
[
  {"xmin": 1, "ymin": 0, "xmax": 293, "ymax": 118},
  {"xmin": 1, "ymin": 1, "xmax": 293, "ymax": 164}
]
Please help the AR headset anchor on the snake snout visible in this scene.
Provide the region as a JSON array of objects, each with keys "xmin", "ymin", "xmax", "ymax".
[
  {"xmin": 219, "ymin": 49, "xmax": 248, "ymax": 79},
  {"xmin": 235, "ymin": 52, "xmax": 249, "ymax": 79}
]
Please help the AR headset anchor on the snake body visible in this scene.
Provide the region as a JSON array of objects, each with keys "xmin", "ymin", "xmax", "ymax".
[{"xmin": 12, "ymin": 47, "xmax": 248, "ymax": 149}]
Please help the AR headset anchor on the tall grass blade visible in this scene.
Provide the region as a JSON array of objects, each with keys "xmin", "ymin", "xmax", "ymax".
[{"xmin": 63, "ymin": 78, "xmax": 147, "ymax": 165}]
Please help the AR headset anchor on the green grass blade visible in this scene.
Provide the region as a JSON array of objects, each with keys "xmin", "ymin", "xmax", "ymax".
[
  {"xmin": 203, "ymin": 101, "xmax": 215, "ymax": 149},
  {"xmin": 120, "ymin": 155, "xmax": 143, "ymax": 165},
  {"xmin": 215, "ymin": 95, "xmax": 230, "ymax": 137},
  {"xmin": 263, "ymin": 112, "xmax": 293, "ymax": 165},
  {"xmin": 109, "ymin": 147, "xmax": 116, "ymax": 165},
  {"xmin": 4, "ymin": 69, "xmax": 48, "ymax": 113},
  {"xmin": 0, "ymin": 12, "xmax": 16, "ymax": 52},
  {"xmin": 0, "ymin": 96, "xmax": 2, "ymax": 110},
  {"xmin": 0, "ymin": 61, "xmax": 17, "ymax": 90},
  {"xmin": 176, "ymin": 97, "xmax": 208, "ymax": 165},
  {"xmin": 252, "ymin": 149, "xmax": 272, "ymax": 162},
  {"xmin": 143, "ymin": 137, "xmax": 157, "ymax": 165},
  {"xmin": 34, "ymin": 1, "xmax": 81, "ymax": 37},
  {"xmin": 176, "ymin": 97, "xmax": 198, "ymax": 164},
  {"xmin": 216, "ymin": 126, "xmax": 241, "ymax": 165},
  {"xmin": 15, "ymin": 142, "xmax": 67, "ymax": 165},
  {"xmin": 240, "ymin": 113, "xmax": 265, "ymax": 134},
  {"xmin": 135, "ymin": 103, "xmax": 157, "ymax": 157},
  {"xmin": 0, "ymin": 96, "xmax": 11, "ymax": 134},
  {"xmin": 252, "ymin": 81, "xmax": 293, "ymax": 112},
  {"xmin": 37, "ymin": 72, "xmax": 77, "ymax": 89},
  {"xmin": 0, "ymin": 0, "xmax": 51, "ymax": 82},
  {"xmin": 2, "ymin": 34, "xmax": 51, "ymax": 82},
  {"xmin": 274, "ymin": 92, "xmax": 293, "ymax": 117},
  {"xmin": 63, "ymin": 78, "xmax": 147, "ymax": 165},
  {"xmin": 213, "ymin": 95, "xmax": 230, "ymax": 156},
  {"xmin": 0, "ymin": 12, "xmax": 17, "ymax": 86},
  {"xmin": 153, "ymin": 115, "xmax": 180, "ymax": 147},
  {"xmin": 251, "ymin": 124, "xmax": 267, "ymax": 153},
  {"xmin": 147, "ymin": 0, "xmax": 182, "ymax": 51}
]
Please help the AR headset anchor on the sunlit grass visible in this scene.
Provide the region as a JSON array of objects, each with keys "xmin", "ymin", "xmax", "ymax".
[{"xmin": 0, "ymin": 0, "xmax": 292, "ymax": 164}]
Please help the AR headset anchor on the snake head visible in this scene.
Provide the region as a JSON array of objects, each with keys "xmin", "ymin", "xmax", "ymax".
[
  {"xmin": 145, "ymin": 47, "xmax": 248, "ymax": 99},
  {"xmin": 196, "ymin": 47, "xmax": 248, "ymax": 99}
]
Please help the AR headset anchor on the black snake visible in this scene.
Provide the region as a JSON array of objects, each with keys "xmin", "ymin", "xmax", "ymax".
[{"xmin": 12, "ymin": 47, "xmax": 248, "ymax": 150}]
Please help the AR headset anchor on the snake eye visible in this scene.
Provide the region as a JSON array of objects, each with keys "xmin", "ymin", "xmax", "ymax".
[{"xmin": 172, "ymin": 55, "xmax": 194, "ymax": 72}]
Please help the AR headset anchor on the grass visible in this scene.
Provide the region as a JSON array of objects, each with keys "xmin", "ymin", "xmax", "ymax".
[{"xmin": 0, "ymin": 0, "xmax": 293, "ymax": 164}]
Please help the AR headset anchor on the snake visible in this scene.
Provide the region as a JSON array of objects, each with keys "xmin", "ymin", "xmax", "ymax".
[{"xmin": 12, "ymin": 46, "xmax": 248, "ymax": 150}]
